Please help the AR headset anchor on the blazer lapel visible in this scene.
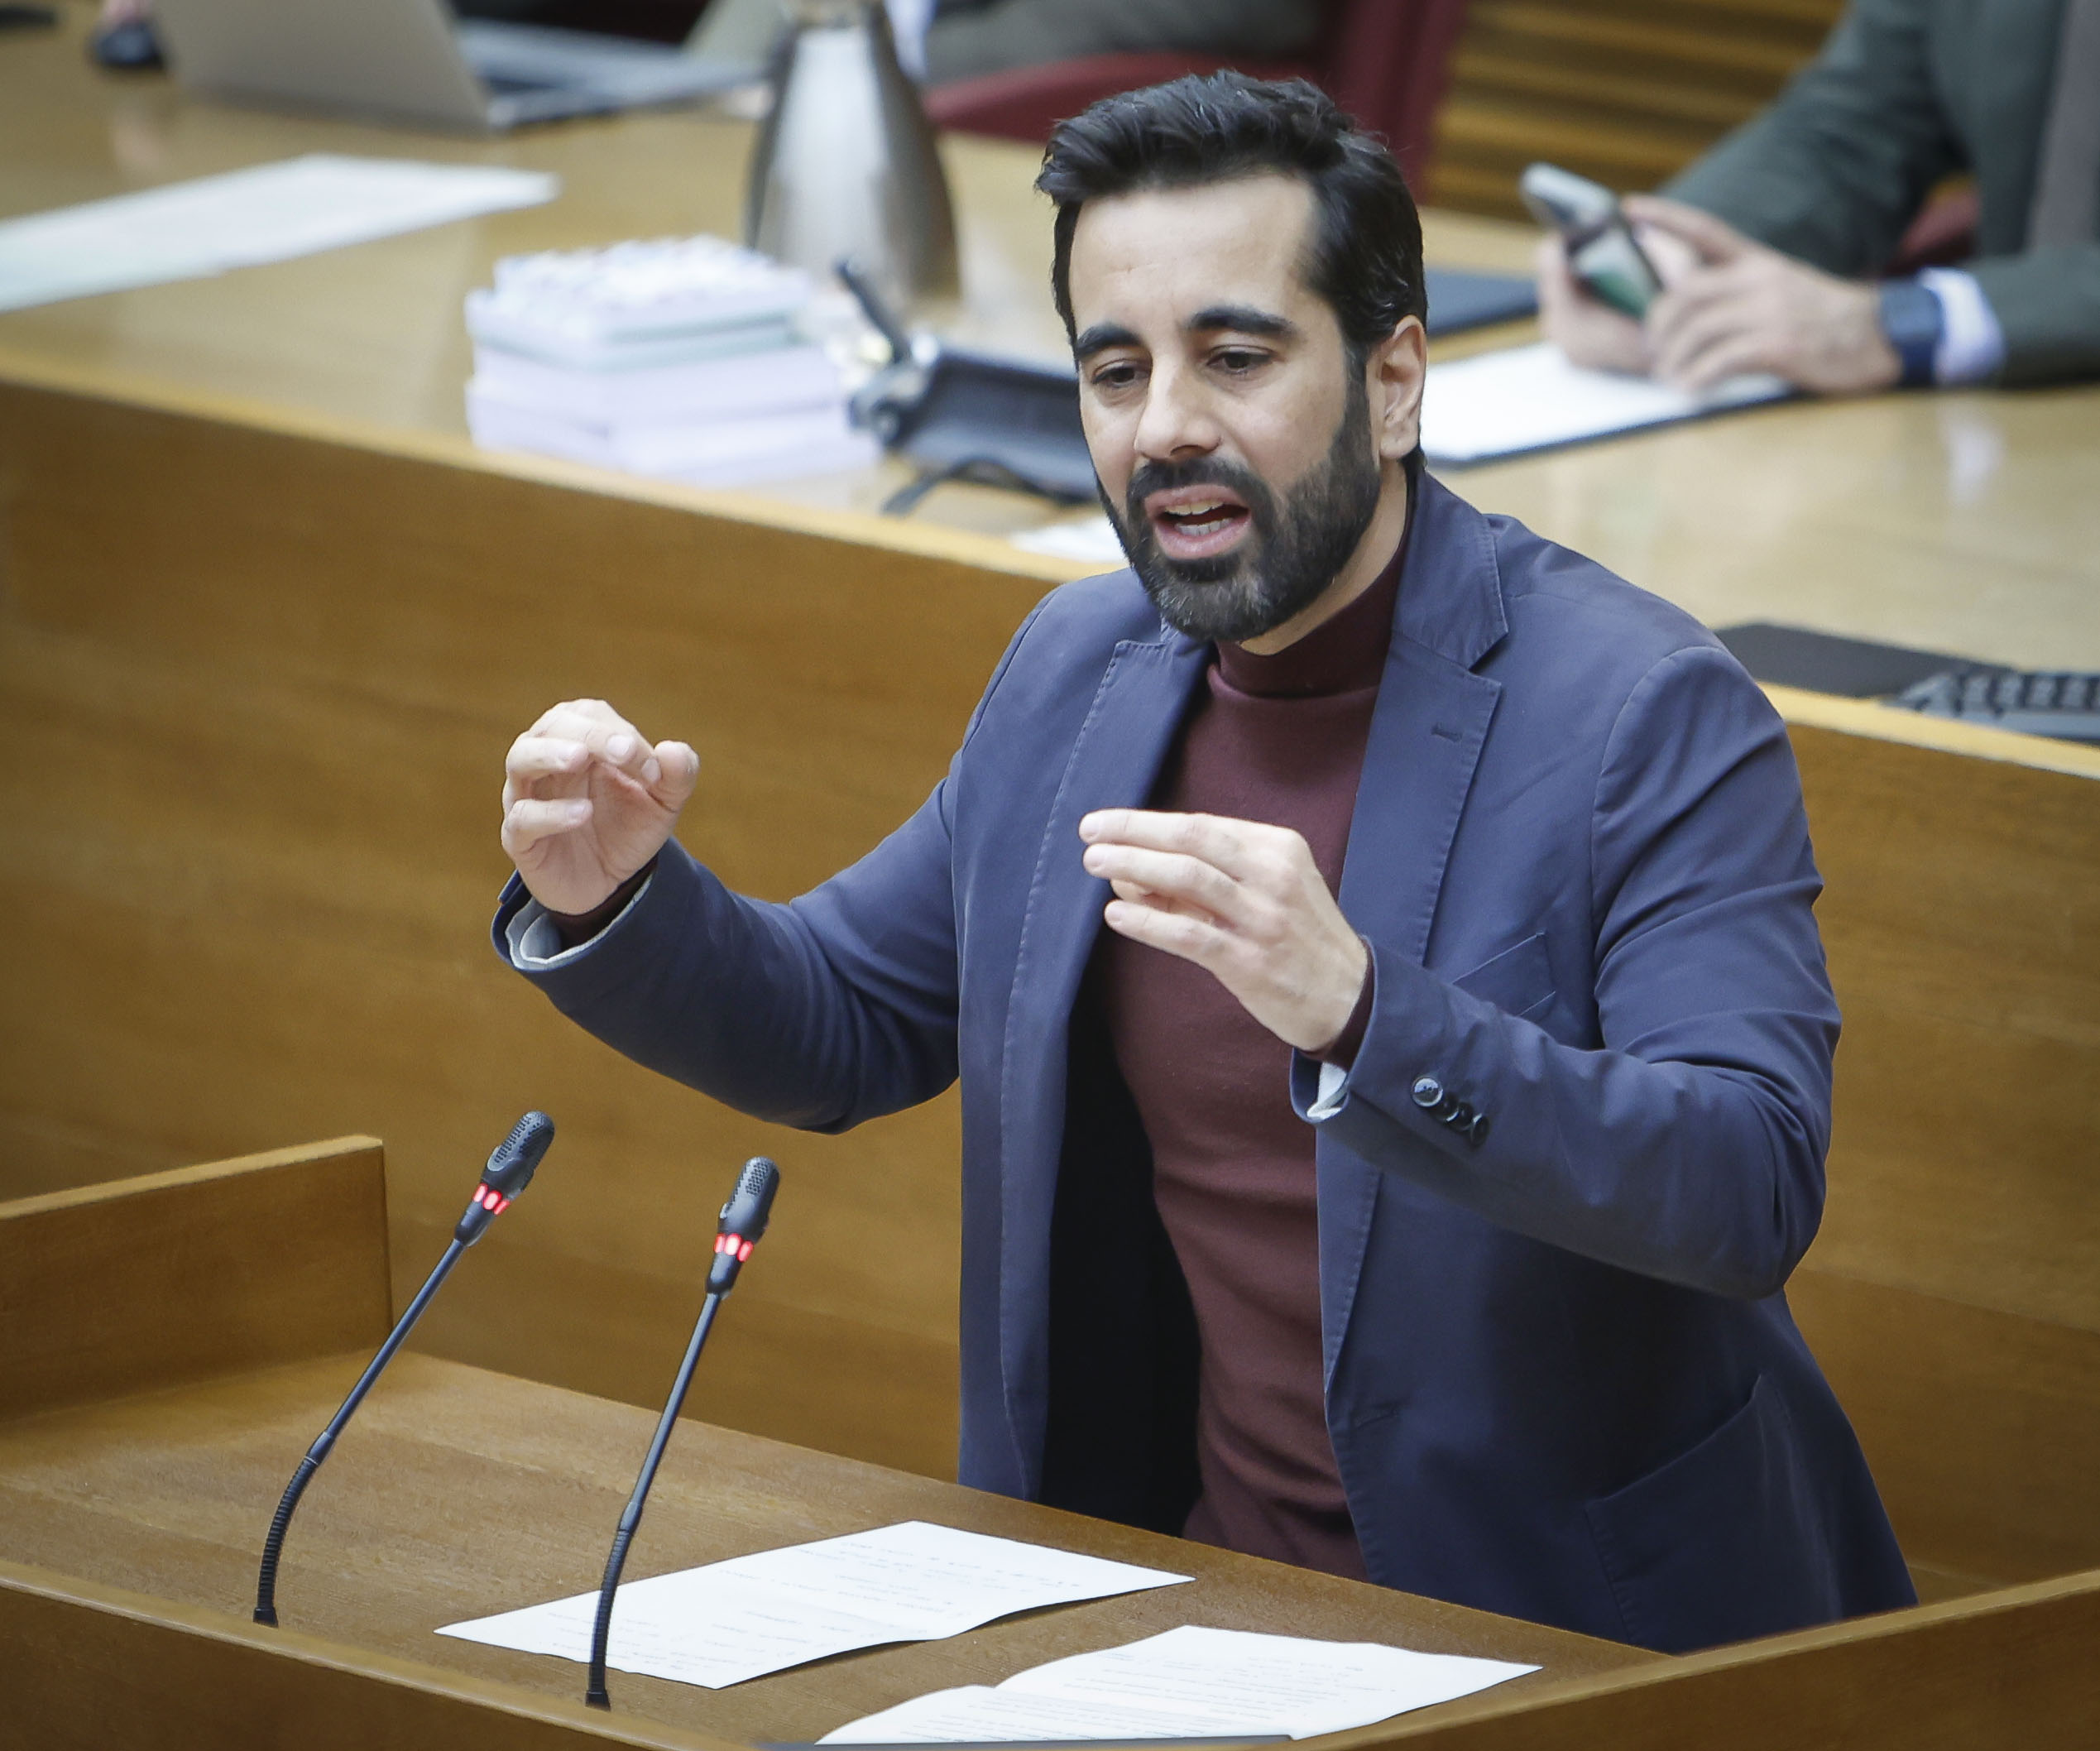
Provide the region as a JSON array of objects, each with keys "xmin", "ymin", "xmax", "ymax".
[
  {"xmin": 997, "ymin": 626, "xmax": 1208, "ymax": 1485},
  {"xmin": 1321, "ymin": 474, "xmax": 1508, "ymax": 1389}
]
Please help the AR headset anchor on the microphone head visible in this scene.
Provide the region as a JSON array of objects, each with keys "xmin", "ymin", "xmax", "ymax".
[
  {"xmin": 485, "ymin": 1111, "xmax": 555, "ymax": 1197},
  {"xmin": 717, "ymin": 1156, "xmax": 779, "ymax": 1243}
]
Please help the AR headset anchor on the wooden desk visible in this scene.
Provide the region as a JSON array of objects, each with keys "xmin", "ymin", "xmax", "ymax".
[
  {"xmin": 0, "ymin": 1139, "xmax": 1647, "ymax": 1746},
  {"xmin": 8, "ymin": 1143, "xmax": 2099, "ymax": 1749},
  {"xmin": 2, "ymin": 0, "xmax": 2098, "ymax": 1645}
]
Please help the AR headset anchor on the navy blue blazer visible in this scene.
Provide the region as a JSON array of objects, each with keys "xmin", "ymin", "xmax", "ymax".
[{"xmin": 496, "ymin": 473, "xmax": 1915, "ymax": 1653}]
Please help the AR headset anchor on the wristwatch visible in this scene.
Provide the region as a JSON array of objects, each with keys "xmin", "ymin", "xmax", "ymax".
[{"xmin": 1877, "ymin": 278, "xmax": 1944, "ymax": 388}]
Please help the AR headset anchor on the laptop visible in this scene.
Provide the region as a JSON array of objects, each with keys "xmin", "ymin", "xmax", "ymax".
[{"xmin": 153, "ymin": 0, "xmax": 759, "ymax": 132}]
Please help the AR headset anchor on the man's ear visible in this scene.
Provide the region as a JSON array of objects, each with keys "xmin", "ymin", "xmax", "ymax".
[{"xmin": 1369, "ymin": 315, "xmax": 1428, "ymax": 459}]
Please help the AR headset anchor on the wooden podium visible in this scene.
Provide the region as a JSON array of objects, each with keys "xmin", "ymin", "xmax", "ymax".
[{"xmin": 2, "ymin": 1141, "xmax": 2094, "ymax": 1750}]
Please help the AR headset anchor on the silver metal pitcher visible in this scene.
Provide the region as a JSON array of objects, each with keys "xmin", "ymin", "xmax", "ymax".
[{"xmin": 744, "ymin": 0, "xmax": 960, "ymax": 307}]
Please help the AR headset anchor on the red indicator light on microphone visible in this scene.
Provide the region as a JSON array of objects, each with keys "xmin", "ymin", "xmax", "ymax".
[{"xmin": 736, "ymin": 1240, "xmax": 754, "ymax": 1261}]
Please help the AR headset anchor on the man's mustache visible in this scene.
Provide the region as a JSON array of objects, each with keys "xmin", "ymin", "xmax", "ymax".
[{"xmin": 1122, "ymin": 458, "xmax": 1277, "ymax": 539}]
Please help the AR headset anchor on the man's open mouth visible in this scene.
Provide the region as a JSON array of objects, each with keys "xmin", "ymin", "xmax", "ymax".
[{"xmin": 1145, "ymin": 487, "xmax": 1254, "ymax": 559}]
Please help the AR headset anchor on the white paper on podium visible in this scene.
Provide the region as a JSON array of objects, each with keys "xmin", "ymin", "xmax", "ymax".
[
  {"xmin": 1421, "ymin": 341, "xmax": 1788, "ymax": 466},
  {"xmin": 0, "ymin": 155, "xmax": 557, "ymax": 313},
  {"xmin": 821, "ymin": 1624, "xmax": 1539, "ymax": 1742},
  {"xmin": 437, "ymin": 1521, "xmax": 1191, "ymax": 1690}
]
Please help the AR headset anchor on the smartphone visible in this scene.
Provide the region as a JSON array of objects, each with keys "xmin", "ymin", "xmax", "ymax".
[{"xmin": 1519, "ymin": 162, "xmax": 1663, "ymax": 319}]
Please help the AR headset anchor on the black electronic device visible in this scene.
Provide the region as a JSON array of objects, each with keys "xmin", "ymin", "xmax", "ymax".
[
  {"xmin": 1891, "ymin": 669, "xmax": 2100, "ymax": 742},
  {"xmin": 1519, "ymin": 161, "xmax": 1663, "ymax": 319},
  {"xmin": 1716, "ymin": 622, "xmax": 2100, "ymax": 746},
  {"xmin": 1422, "ymin": 266, "xmax": 1538, "ymax": 336},
  {"xmin": 585, "ymin": 1155, "xmax": 781, "ymax": 1710},
  {"xmin": 252, "ymin": 1111, "xmax": 555, "ymax": 1627},
  {"xmin": 838, "ymin": 260, "xmax": 1096, "ymax": 516}
]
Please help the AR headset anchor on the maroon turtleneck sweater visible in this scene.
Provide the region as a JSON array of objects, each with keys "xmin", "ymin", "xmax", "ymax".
[{"xmin": 1092, "ymin": 544, "xmax": 1402, "ymax": 1582}]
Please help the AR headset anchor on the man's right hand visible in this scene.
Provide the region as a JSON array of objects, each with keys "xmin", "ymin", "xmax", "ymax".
[{"xmin": 501, "ymin": 699, "xmax": 700, "ymax": 918}]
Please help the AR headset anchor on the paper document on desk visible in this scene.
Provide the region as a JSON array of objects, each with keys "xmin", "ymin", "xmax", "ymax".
[
  {"xmin": 821, "ymin": 1624, "xmax": 1538, "ymax": 1742},
  {"xmin": 437, "ymin": 1520, "xmax": 1190, "ymax": 1690},
  {"xmin": 1421, "ymin": 341, "xmax": 1787, "ymax": 466},
  {"xmin": 0, "ymin": 156, "xmax": 556, "ymax": 313}
]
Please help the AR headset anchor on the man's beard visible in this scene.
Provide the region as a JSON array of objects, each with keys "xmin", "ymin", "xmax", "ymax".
[{"xmin": 1105, "ymin": 372, "xmax": 1383, "ymax": 645}]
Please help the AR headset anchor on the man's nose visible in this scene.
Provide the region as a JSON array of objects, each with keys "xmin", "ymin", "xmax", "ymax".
[{"xmin": 1133, "ymin": 362, "xmax": 1220, "ymax": 463}]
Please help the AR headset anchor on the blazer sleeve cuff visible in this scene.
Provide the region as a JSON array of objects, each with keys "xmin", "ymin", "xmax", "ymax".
[
  {"xmin": 502, "ymin": 872, "xmax": 657, "ymax": 968},
  {"xmin": 491, "ymin": 839, "xmax": 721, "ymax": 1010}
]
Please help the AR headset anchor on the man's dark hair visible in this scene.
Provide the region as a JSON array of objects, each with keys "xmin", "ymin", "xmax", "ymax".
[{"xmin": 1036, "ymin": 73, "xmax": 1426, "ymax": 359}]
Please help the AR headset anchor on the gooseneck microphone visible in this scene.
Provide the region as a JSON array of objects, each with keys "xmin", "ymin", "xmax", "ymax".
[
  {"xmin": 585, "ymin": 1155, "xmax": 780, "ymax": 1710},
  {"xmin": 252, "ymin": 1111, "xmax": 555, "ymax": 1628}
]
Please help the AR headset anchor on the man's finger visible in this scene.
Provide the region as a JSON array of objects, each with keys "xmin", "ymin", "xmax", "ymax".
[
  {"xmin": 1649, "ymin": 290, "xmax": 1761, "ymax": 383},
  {"xmin": 1082, "ymin": 842, "xmax": 1239, "ymax": 914},
  {"xmin": 501, "ymin": 795, "xmax": 592, "ymax": 856},
  {"xmin": 1101, "ymin": 895, "xmax": 1225, "ymax": 967},
  {"xmin": 533, "ymin": 703, "xmax": 661, "ymax": 783},
  {"xmin": 506, "ymin": 735, "xmax": 591, "ymax": 781},
  {"xmin": 650, "ymin": 739, "xmax": 701, "ymax": 807},
  {"xmin": 1667, "ymin": 329, "xmax": 1774, "ymax": 393},
  {"xmin": 1079, "ymin": 809, "xmax": 1264, "ymax": 880},
  {"xmin": 1623, "ymin": 194, "xmax": 1752, "ymax": 265}
]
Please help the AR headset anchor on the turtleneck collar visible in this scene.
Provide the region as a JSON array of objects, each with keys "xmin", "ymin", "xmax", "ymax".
[{"xmin": 1213, "ymin": 477, "xmax": 1412, "ymax": 700}]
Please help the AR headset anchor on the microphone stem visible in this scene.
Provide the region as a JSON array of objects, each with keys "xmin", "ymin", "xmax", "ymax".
[
  {"xmin": 586, "ymin": 1288, "xmax": 723, "ymax": 1710},
  {"xmin": 254, "ymin": 1237, "xmax": 467, "ymax": 1626}
]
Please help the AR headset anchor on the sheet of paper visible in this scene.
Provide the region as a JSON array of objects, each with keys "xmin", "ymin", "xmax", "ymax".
[
  {"xmin": 1009, "ymin": 516, "xmax": 1126, "ymax": 566},
  {"xmin": 1420, "ymin": 340, "xmax": 1787, "ymax": 466},
  {"xmin": 0, "ymin": 156, "xmax": 557, "ymax": 313},
  {"xmin": 822, "ymin": 1624, "xmax": 1538, "ymax": 1743},
  {"xmin": 438, "ymin": 1520, "xmax": 1190, "ymax": 1690}
]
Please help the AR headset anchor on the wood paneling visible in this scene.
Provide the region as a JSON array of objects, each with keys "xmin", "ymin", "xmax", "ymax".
[
  {"xmin": 1767, "ymin": 718, "xmax": 2100, "ymax": 1598},
  {"xmin": 1788, "ymin": 1273, "xmax": 2100, "ymax": 1589},
  {"xmin": 1364, "ymin": 1569, "xmax": 2100, "ymax": 1749},
  {"xmin": 1793, "ymin": 722, "xmax": 2100, "ymax": 1330},
  {"xmin": 1432, "ymin": 0, "xmax": 1846, "ymax": 217},
  {"xmin": 0, "ymin": 382, "xmax": 1037, "ymax": 1475},
  {"xmin": 0, "ymin": 1138, "xmax": 391, "ymax": 1419}
]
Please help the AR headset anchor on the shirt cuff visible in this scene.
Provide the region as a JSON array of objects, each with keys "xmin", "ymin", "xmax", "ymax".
[
  {"xmin": 1307, "ymin": 1060, "xmax": 1350, "ymax": 1121},
  {"xmin": 1920, "ymin": 267, "xmax": 2007, "ymax": 385},
  {"xmin": 1305, "ymin": 942, "xmax": 1376, "ymax": 1120},
  {"xmin": 506, "ymin": 873, "xmax": 654, "ymax": 969}
]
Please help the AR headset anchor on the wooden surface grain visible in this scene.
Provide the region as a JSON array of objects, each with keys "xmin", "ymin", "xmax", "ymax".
[
  {"xmin": 1, "ymin": 1558, "xmax": 732, "ymax": 1751},
  {"xmin": 0, "ymin": 1352, "xmax": 1647, "ymax": 1746},
  {"xmin": 0, "ymin": 1138, "xmax": 391, "ymax": 1419}
]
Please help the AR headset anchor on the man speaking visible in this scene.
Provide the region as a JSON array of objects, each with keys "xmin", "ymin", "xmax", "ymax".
[{"xmin": 494, "ymin": 75, "xmax": 1914, "ymax": 1654}]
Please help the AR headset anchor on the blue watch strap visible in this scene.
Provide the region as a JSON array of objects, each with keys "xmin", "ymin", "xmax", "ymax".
[{"xmin": 1877, "ymin": 278, "xmax": 1943, "ymax": 387}]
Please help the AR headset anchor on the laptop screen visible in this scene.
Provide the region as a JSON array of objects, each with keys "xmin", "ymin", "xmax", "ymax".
[{"xmin": 450, "ymin": 0, "xmax": 715, "ymax": 46}]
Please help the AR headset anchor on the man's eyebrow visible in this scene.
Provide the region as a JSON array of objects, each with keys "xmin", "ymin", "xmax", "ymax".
[
  {"xmin": 1073, "ymin": 323, "xmax": 1141, "ymax": 360},
  {"xmin": 1187, "ymin": 305, "xmax": 1297, "ymax": 340}
]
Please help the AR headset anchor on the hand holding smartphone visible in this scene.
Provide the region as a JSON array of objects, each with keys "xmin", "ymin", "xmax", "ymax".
[{"xmin": 1520, "ymin": 162, "xmax": 1663, "ymax": 319}]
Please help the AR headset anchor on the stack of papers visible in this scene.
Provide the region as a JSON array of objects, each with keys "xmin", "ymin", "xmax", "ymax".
[
  {"xmin": 464, "ymin": 235, "xmax": 878, "ymax": 487},
  {"xmin": 0, "ymin": 156, "xmax": 557, "ymax": 314},
  {"xmin": 822, "ymin": 1625, "xmax": 1539, "ymax": 1742},
  {"xmin": 437, "ymin": 1520, "xmax": 1190, "ymax": 1689},
  {"xmin": 1421, "ymin": 341, "xmax": 1788, "ymax": 466}
]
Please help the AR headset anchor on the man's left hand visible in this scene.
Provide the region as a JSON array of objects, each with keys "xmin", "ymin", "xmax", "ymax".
[
  {"xmin": 1626, "ymin": 195, "xmax": 1901, "ymax": 396},
  {"xmin": 1080, "ymin": 809, "xmax": 1368, "ymax": 1055}
]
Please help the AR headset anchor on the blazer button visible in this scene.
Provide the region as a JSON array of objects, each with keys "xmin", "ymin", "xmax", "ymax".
[
  {"xmin": 1412, "ymin": 1076, "xmax": 1444, "ymax": 1109},
  {"xmin": 1465, "ymin": 1113, "xmax": 1491, "ymax": 1147}
]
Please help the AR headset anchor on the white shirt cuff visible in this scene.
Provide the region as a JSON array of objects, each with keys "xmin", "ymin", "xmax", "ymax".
[
  {"xmin": 506, "ymin": 874, "xmax": 653, "ymax": 969},
  {"xmin": 1920, "ymin": 268, "xmax": 2007, "ymax": 386},
  {"xmin": 1307, "ymin": 1059, "xmax": 1350, "ymax": 1120}
]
